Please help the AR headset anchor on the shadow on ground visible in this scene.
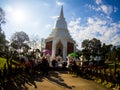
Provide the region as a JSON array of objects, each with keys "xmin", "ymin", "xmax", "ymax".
[
  {"xmin": 0, "ymin": 71, "xmax": 75, "ymax": 90},
  {"xmin": 0, "ymin": 72, "xmax": 44, "ymax": 90},
  {"xmin": 46, "ymin": 71, "xmax": 75, "ymax": 89}
]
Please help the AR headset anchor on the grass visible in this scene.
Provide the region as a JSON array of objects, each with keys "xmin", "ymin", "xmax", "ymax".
[
  {"xmin": 109, "ymin": 63, "xmax": 120, "ymax": 68},
  {"xmin": 0, "ymin": 57, "xmax": 20, "ymax": 69},
  {"xmin": 0, "ymin": 57, "xmax": 7, "ymax": 69}
]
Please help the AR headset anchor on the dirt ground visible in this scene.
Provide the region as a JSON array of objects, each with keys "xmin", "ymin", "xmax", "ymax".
[{"xmin": 2, "ymin": 71, "xmax": 111, "ymax": 90}]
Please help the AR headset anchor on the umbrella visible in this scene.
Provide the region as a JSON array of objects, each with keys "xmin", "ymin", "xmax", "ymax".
[
  {"xmin": 68, "ymin": 53, "xmax": 78, "ymax": 57},
  {"xmin": 42, "ymin": 49, "xmax": 51, "ymax": 55}
]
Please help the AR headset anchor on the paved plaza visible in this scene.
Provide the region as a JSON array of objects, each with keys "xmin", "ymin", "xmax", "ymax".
[{"xmin": 4, "ymin": 71, "xmax": 111, "ymax": 90}]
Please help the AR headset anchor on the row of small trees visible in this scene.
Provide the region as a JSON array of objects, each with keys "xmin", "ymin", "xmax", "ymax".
[
  {"xmin": 80, "ymin": 38, "xmax": 120, "ymax": 62},
  {"xmin": 75, "ymin": 38, "xmax": 120, "ymax": 74}
]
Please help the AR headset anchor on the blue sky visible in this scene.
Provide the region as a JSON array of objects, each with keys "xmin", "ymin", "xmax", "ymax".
[{"xmin": 0, "ymin": 0, "xmax": 120, "ymax": 49}]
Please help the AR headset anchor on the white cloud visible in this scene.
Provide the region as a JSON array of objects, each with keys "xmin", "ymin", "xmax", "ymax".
[
  {"xmin": 95, "ymin": 0, "xmax": 102, "ymax": 5},
  {"xmin": 101, "ymin": 5, "xmax": 113, "ymax": 15},
  {"xmin": 87, "ymin": 18, "xmax": 94, "ymax": 24},
  {"xmin": 95, "ymin": 0, "xmax": 113, "ymax": 15},
  {"xmin": 51, "ymin": 15, "xmax": 59, "ymax": 19},
  {"xmin": 68, "ymin": 17, "xmax": 120, "ymax": 49},
  {"xmin": 86, "ymin": 4, "xmax": 101, "ymax": 11},
  {"xmin": 45, "ymin": 24, "xmax": 52, "ymax": 29},
  {"xmin": 43, "ymin": 3, "xmax": 49, "ymax": 6},
  {"xmin": 69, "ymin": 18, "xmax": 81, "ymax": 27},
  {"xmin": 56, "ymin": 1, "xmax": 64, "ymax": 6},
  {"xmin": 86, "ymin": 0, "xmax": 115, "ymax": 16},
  {"xmin": 101, "ymin": 5, "xmax": 108, "ymax": 14}
]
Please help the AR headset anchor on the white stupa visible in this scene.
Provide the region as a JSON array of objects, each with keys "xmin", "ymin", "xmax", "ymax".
[{"xmin": 45, "ymin": 6, "xmax": 76, "ymax": 61}]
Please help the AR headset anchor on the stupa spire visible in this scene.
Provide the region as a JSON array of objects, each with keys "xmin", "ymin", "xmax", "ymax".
[{"xmin": 60, "ymin": 5, "xmax": 64, "ymax": 18}]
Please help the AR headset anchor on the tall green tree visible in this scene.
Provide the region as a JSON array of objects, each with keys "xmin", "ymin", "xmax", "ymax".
[
  {"xmin": 82, "ymin": 39, "xmax": 89, "ymax": 49},
  {"xmin": 82, "ymin": 49, "xmax": 90, "ymax": 61},
  {"xmin": 0, "ymin": 7, "xmax": 5, "ymax": 25},
  {"xmin": 116, "ymin": 47, "xmax": 120, "ymax": 62},
  {"xmin": 0, "ymin": 8, "xmax": 6, "ymax": 50},
  {"xmin": 89, "ymin": 38, "xmax": 101, "ymax": 56},
  {"xmin": 11, "ymin": 31, "xmax": 29, "ymax": 54},
  {"xmin": 0, "ymin": 7, "xmax": 6, "ymax": 52},
  {"xmin": 101, "ymin": 43, "xmax": 113, "ymax": 60},
  {"xmin": 0, "ymin": 30, "xmax": 6, "ymax": 49},
  {"xmin": 81, "ymin": 38, "xmax": 101, "ymax": 59}
]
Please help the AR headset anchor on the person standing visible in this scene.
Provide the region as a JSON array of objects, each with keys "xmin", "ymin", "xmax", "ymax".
[{"xmin": 41, "ymin": 57, "xmax": 49, "ymax": 76}]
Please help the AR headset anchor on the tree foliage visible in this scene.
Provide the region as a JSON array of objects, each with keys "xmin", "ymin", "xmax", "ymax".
[
  {"xmin": 0, "ymin": 7, "xmax": 6, "ymax": 51},
  {"xmin": 82, "ymin": 38, "xmax": 101, "ymax": 57},
  {"xmin": 81, "ymin": 39, "xmax": 89, "ymax": 49},
  {"xmin": 116, "ymin": 47, "xmax": 120, "ymax": 61},
  {"xmin": 11, "ymin": 31, "xmax": 29, "ymax": 49},
  {"xmin": 0, "ymin": 30, "xmax": 6, "ymax": 45},
  {"xmin": 0, "ymin": 7, "xmax": 5, "ymax": 25},
  {"xmin": 81, "ymin": 38, "xmax": 119, "ymax": 62},
  {"xmin": 101, "ymin": 43, "xmax": 113, "ymax": 60}
]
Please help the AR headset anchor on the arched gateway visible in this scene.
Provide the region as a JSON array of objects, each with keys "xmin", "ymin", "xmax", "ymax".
[{"xmin": 45, "ymin": 6, "xmax": 76, "ymax": 61}]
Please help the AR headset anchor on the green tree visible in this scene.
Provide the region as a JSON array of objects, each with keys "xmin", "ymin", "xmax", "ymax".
[
  {"xmin": 0, "ymin": 7, "xmax": 5, "ymax": 25},
  {"xmin": 0, "ymin": 30, "xmax": 6, "ymax": 50},
  {"xmin": 82, "ymin": 48, "xmax": 90, "ymax": 61},
  {"xmin": 89, "ymin": 38, "xmax": 101, "ymax": 56},
  {"xmin": 116, "ymin": 47, "xmax": 120, "ymax": 62},
  {"xmin": 22, "ymin": 43, "xmax": 31, "ymax": 55},
  {"xmin": 11, "ymin": 31, "xmax": 29, "ymax": 53},
  {"xmin": 82, "ymin": 39, "xmax": 89, "ymax": 49},
  {"xmin": 0, "ymin": 7, "xmax": 6, "ymax": 51},
  {"xmin": 101, "ymin": 43, "xmax": 113, "ymax": 60},
  {"xmin": 111, "ymin": 46, "xmax": 118, "ymax": 73},
  {"xmin": 81, "ymin": 38, "xmax": 101, "ymax": 59}
]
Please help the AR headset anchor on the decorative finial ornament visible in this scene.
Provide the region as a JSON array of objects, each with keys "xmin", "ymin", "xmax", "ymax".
[{"xmin": 60, "ymin": 5, "xmax": 64, "ymax": 18}]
